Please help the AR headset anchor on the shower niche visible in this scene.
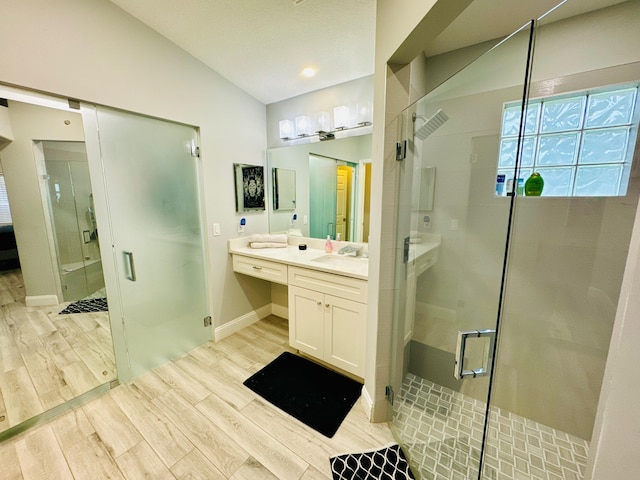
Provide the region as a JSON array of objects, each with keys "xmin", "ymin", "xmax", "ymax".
[{"xmin": 41, "ymin": 141, "xmax": 105, "ymax": 302}]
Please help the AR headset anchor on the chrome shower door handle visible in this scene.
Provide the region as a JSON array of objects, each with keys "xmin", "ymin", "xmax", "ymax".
[
  {"xmin": 454, "ymin": 328, "xmax": 496, "ymax": 380},
  {"xmin": 124, "ymin": 251, "xmax": 137, "ymax": 282}
]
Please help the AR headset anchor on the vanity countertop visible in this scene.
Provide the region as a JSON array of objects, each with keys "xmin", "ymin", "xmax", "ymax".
[
  {"xmin": 228, "ymin": 234, "xmax": 441, "ymax": 281},
  {"xmin": 229, "ymin": 241, "xmax": 369, "ymax": 280}
]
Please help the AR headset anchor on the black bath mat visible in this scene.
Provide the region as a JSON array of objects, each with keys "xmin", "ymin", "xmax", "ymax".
[
  {"xmin": 243, "ymin": 351, "xmax": 362, "ymax": 438},
  {"xmin": 330, "ymin": 444, "xmax": 416, "ymax": 480},
  {"xmin": 59, "ymin": 297, "xmax": 108, "ymax": 314}
]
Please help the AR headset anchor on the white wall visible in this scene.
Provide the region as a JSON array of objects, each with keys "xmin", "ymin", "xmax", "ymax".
[{"xmin": 0, "ymin": 0, "xmax": 271, "ymax": 327}]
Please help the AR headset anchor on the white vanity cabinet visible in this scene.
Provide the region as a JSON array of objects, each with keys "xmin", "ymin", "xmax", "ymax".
[{"xmin": 288, "ymin": 266, "xmax": 367, "ymax": 378}]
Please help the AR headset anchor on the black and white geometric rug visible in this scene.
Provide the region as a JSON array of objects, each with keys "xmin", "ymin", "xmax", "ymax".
[
  {"xmin": 330, "ymin": 444, "xmax": 416, "ymax": 480},
  {"xmin": 59, "ymin": 297, "xmax": 108, "ymax": 314}
]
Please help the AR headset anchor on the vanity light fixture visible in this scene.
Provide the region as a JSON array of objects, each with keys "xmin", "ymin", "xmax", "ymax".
[
  {"xmin": 356, "ymin": 101, "xmax": 373, "ymax": 126},
  {"xmin": 279, "ymin": 103, "xmax": 372, "ymax": 142},
  {"xmin": 279, "ymin": 119, "xmax": 294, "ymax": 139},
  {"xmin": 294, "ymin": 115, "xmax": 313, "ymax": 137},
  {"xmin": 333, "ymin": 105, "xmax": 350, "ymax": 130},
  {"xmin": 314, "ymin": 111, "xmax": 331, "ymax": 133}
]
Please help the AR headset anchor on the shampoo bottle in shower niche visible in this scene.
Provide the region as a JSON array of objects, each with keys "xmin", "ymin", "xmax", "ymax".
[{"xmin": 525, "ymin": 172, "xmax": 544, "ymax": 196}]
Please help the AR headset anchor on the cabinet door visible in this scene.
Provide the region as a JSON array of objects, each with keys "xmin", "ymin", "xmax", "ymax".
[
  {"xmin": 324, "ymin": 294, "xmax": 366, "ymax": 377},
  {"xmin": 289, "ymin": 285, "xmax": 324, "ymax": 358}
]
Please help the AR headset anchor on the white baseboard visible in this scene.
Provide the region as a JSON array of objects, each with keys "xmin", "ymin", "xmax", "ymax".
[
  {"xmin": 361, "ymin": 385, "xmax": 374, "ymax": 421},
  {"xmin": 25, "ymin": 295, "xmax": 59, "ymax": 307},
  {"xmin": 214, "ymin": 303, "xmax": 282, "ymax": 342},
  {"xmin": 271, "ymin": 303, "xmax": 288, "ymax": 320}
]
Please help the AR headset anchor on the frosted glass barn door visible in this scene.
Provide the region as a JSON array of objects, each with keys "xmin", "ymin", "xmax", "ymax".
[{"xmin": 83, "ymin": 106, "xmax": 209, "ymax": 379}]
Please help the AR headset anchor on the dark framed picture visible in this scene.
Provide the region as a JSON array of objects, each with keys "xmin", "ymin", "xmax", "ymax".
[{"xmin": 233, "ymin": 163, "xmax": 265, "ymax": 212}]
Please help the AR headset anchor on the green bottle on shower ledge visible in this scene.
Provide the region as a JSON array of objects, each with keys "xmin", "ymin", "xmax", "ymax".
[{"xmin": 525, "ymin": 172, "xmax": 544, "ymax": 196}]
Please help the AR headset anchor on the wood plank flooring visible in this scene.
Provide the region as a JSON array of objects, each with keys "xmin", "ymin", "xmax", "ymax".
[
  {"xmin": 0, "ymin": 315, "xmax": 396, "ymax": 479},
  {"xmin": 0, "ymin": 269, "xmax": 115, "ymax": 434}
]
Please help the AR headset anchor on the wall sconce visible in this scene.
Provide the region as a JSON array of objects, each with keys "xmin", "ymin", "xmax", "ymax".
[
  {"xmin": 357, "ymin": 102, "xmax": 373, "ymax": 126},
  {"xmin": 279, "ymin": 119, "xmax": 294, "ymax": 139},
  {"xmin": 295, "ymin": 115, "xmax": 313, "ymax": 137},
  {"xmin": 333, "ymin": 105, "xmax": 350, "ymax": 130},
  {"xmin": 314, "ymin": 111, "xmax": 331, "ymax": 133}
]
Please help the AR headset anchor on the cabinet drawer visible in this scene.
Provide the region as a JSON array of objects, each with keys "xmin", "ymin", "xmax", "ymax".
[
  {"xmin": 288, "ymin": 266, "xmax": 367, "ymax": 303},
  {"xmin": 232, "ymin": 255, "xmax": 288, "ymax": 285}
]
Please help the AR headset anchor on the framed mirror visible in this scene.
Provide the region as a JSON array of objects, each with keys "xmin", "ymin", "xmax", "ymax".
[
  {"xmin": 234, "ymin": 163, "xmax": 265, "ymax": 212},
  {"xmin": 272, "ymin": 167, "xmax": 296, "ymax": 210}
]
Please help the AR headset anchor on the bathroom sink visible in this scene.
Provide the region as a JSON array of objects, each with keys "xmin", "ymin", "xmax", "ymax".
[{"xmin": 311, "ymin": 254, "xmax": 368, "ymax": 268}]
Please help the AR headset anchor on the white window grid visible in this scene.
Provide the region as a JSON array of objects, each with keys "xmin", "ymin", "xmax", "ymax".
[{"xmin": 497, "ymin": 84, "xmax": 639, "ymax": 197}]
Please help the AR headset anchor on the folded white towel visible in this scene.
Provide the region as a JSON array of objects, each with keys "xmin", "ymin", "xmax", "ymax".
[
  {"xmin": 250, "ymin": 242, "xmax": 288, "ymax": 249},
  {"xmin": 249, "ymin": 233, "xmax": 288, "ymax": 244}
]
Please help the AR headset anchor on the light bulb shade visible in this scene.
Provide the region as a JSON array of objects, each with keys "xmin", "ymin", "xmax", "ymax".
[
  {"xmin": 294, "ymin": 115, "xmax": 313, "ymax": 137},
  {"xmin": 356, "ymin": 101, "xmax": 373, "ymax": 126},
  {"xmin": 279, "ymin": 119, "xmax": 294, "ymax": 139},
  {"xmin": 314, "ymin": 111, "xmax": 331, "ymax": 133},
  {"xmin": 333, "ymin": 105, "xmax": 350, "ymax": 129}
]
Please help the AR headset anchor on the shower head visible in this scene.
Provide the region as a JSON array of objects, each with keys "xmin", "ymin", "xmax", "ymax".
[{"xmin": 413, "ymin": 109, "xmax": 449, "ymax": 141}]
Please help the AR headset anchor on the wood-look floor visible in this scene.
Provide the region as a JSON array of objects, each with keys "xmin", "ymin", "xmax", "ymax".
[
  {"xmin": 0, "ymin": 314, "xmax": 396, "ymax": 479},
  {"xmin": 0, "ymin": 269, "xmax": 116, "ymax": 434}
]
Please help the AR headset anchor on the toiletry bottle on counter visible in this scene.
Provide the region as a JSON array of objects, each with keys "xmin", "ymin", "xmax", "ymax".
[{"xmin": 325, "ymin": 235, "xmax": 333, "ymax": 253}]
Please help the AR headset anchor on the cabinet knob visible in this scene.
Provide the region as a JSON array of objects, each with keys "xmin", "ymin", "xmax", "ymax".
[
  {"xmin": 325, "ymin": 303, "xmax": 330, "ymax": 308},
  {"xmin": 252, "ymin": 265, "xmax": 262, "ymax": 270},
  {"xmin": 316, "ymin": 301, "xmax": 322, "ymax": 306}
]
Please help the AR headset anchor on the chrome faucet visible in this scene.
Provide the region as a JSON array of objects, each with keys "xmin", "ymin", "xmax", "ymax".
[{"xmin": 338, "ymin": 245, "xmax": 363, "ymax": 256}]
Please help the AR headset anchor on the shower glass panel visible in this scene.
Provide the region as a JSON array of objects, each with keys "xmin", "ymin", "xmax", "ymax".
[
  {"xmin": 309, "ymin": 154, "xmax": 338, "ymax": 239},
  {"xmin": 84, "ymin": 106, "xmax": 210, "ymax": 379},
  {"xmin": 388, "ymin": 23, "xmax": 535, "ymax": 479},
  {"xmin": 43, "ymin": 141, "xmax": 104, "ymax": 302},
  {"xmin": 482, "ymin": 7, "xmax": 640, "ymax": 480}
]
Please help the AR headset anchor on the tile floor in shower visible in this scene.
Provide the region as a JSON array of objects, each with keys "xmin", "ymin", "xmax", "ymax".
[{"xmin": 392, "ymin": 373, "xmax": 589, "ymax": 480}]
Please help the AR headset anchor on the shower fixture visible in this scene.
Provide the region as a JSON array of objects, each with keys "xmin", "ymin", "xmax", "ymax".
[{"xmin": 413, "ymin": 109, "xmax": 449, "ymax": 141}]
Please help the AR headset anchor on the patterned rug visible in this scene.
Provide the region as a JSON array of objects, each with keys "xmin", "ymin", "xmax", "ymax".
[
  {"xmin": 330, "ymin": 444, "xmax": 415, "ymax": 480},
  {"xmin": 59, "ymin": 297, "xmax": 108, "ymax": 314}
]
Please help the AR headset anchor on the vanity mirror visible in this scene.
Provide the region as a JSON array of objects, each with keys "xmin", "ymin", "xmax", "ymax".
[{"xmin": 267, "ymin": 134, "xmax": 372, "ymax": 242}]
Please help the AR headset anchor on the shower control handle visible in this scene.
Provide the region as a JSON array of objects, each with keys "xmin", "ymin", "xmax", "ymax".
[
  {"xmin": 124, "ymin": 251, "xmax": 137, "ymax": 282},
  {"xmin": 454, "ymin": 328, "xmax": 496, "ymax": 380}
]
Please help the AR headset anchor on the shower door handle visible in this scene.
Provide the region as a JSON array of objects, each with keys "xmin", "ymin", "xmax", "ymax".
[
  {"xmin": 123, "ymin": 251, "xmax": 137, "ymax": 282},
  {"xmin": 454, "ymin": 328, "xmax": 496, "ymax": 380}
]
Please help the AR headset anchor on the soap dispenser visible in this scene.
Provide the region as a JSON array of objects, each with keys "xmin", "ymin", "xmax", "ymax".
[{"xmin": 325, "ymin": 235, "xmax": 333, "ymax": 253}]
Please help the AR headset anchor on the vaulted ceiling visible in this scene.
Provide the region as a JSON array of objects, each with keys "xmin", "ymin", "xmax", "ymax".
[{"xmin": 109, "ymin": 0, "xmax": 628, "ymax": 104}]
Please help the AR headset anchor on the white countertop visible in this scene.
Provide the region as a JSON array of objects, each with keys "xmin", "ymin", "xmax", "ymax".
[
  {"xmin": 228, "ymin": 234, "xmax": 441, "ymax": 281},
  {"xmin": 229, "ymin": 242, "xmax": 369, "ymax": 280}
]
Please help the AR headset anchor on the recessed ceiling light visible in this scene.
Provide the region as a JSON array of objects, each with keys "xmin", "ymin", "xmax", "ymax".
[
  {"xmin": 293, "ymin": 0, "xmax": 306, "ymax": 4},
  {"xmin": 301, "ymin": 67, "xmax": 316, "ymax": 78}
]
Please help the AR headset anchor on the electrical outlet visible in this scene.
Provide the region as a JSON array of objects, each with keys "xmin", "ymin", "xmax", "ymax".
[
  {"xmin": 238, "ymin": 224, "xmax": 244, "ymax": 233},
  {"xmin": 303, "ymin": 215, "xmax": 308, "ymax": 225},
  {"xmin": 450, "ymin": 219, "xmax": 459, "ymax": 231}
]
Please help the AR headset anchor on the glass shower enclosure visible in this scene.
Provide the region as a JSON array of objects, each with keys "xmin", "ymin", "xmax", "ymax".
[
  {"xmin": 43, "ymin": 141, "xmax": 105, "ymax": 302},
  {"xmin": 389, "ymin": 6, "xmax": 640, "ymax": 480}
]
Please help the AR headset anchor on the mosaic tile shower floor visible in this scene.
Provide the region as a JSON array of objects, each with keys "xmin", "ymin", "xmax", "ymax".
[{"xmin": 392, "ymin": 373, "xmax": 589, "ymax": 480}]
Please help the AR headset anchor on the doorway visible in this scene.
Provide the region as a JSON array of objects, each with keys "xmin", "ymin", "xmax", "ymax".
[{"xmin": 309, "ymin": 154, "xmax": 358, "ymax": 241}]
